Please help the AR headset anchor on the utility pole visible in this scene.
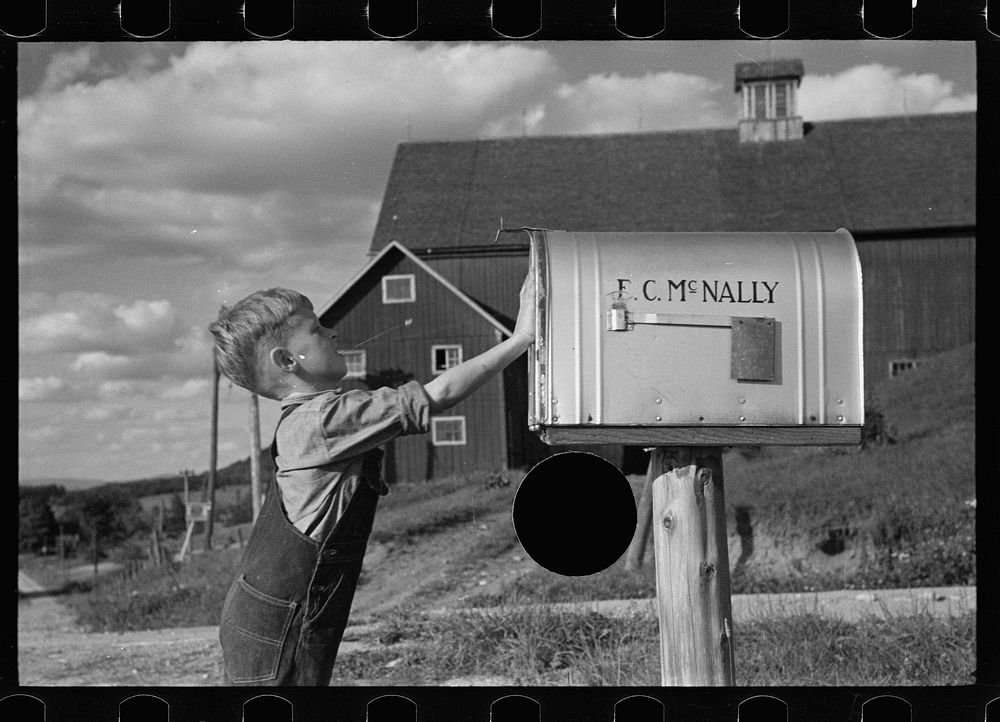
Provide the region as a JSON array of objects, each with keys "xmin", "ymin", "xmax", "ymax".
[
  {"xmin": 204, "ymin": 355, "xmax": 219, "ymax": 551},
  {"xmin": 249, "ymin": 392, "xmax": 262, "ymax": 521}
]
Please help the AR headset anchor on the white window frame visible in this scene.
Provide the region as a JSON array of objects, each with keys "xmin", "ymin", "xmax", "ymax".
[
  {"xmin": 431, "ymin": 344, "xmax": 463, "ymax": 375},
  {"xmin": 753, "ymin": 83, "xmax": 768, "ymax": 120},
  {"xmin": 431, "ymin": 416, "xmax": 467, "ymax": 446},
  {"xmin": 338, "ymin": 350, "xmax": 367, "ymax": 378},
  {"xmin": 382, "ymin": 274, "xmax": 416, "ymax": 304},
  {"xmin": 774, "ymin": 82, "xmax": 788, "ymax": 118}
]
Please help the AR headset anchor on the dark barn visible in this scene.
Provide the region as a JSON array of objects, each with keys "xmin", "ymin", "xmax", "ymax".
[{"xmin": 320, "ymin": 60, "xmax": 975, "ymax": 484}]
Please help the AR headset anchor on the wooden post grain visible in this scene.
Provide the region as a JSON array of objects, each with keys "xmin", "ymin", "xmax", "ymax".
[
  {"xmin": 624, "ymin": 456, "xmax": 655, "ymax": 571},
  {"xmin": 650, "ymin": 446, "xmax": 735, "ymax": 685}
]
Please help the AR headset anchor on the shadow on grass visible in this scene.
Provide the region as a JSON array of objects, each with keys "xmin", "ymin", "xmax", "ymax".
[{"xmin": 18, "ymin": 580, "xmax": 94, "ymax": 599}]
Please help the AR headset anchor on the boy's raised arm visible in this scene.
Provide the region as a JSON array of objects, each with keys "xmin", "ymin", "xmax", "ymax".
[{"xmin": 423, "ymin": 267, "xmax": 535, "ymax": 413}]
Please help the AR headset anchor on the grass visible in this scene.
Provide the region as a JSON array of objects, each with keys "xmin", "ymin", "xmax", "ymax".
[
  {"xmin": 328, "ymin": 604, "xmax": 976, "ymax": 686},
  {"xmin": 473, "ymin": 345, "xmax": 977, "ymax": 602},
  {"xmin": 63, "ymin": 547, "xmax": 242, "ymax": 632},
  {"xmin": 18, "ymin": 554, "xmax": 77, "ymax": 590},
  {"xmin": 736, "ymin": 610, "xmax": 975, "ymax": 686},
  {"xmin": 369, "ymin": 469, "xmax": 518, "ymax": 545},
  {"xmin": 24, "ymin": 344, "xmax": 975, "ymax": 685}
]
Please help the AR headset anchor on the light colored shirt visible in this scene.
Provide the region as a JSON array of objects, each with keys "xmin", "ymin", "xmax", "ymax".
[{"xmin": 274, "ymin": 380, "xmax": 432, "ymax": 540}]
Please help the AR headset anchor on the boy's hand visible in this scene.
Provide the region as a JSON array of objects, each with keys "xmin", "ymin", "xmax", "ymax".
[
  {"xmin": 513, "ymin": 263, "xmax": 536, "ymax": 343},
  {"xmin": 424, "ymin": 259, "xmax": 536, "ymax": 412}
]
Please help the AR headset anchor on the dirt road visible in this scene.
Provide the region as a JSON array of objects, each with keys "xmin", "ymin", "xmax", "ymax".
[{"xmin": 17, "ymin": 563, "xmax": 975, "ymax": 687}]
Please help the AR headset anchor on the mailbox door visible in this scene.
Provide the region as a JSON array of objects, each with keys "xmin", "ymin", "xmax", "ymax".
[{"xmin": 529, "ymin": 230, "xmax": 863, "ymax": 440}]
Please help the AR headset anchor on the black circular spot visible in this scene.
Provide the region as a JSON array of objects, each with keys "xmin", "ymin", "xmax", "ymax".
[{"xmin": 512, "ymin": 451, "xmax": 637, "ymax": 576}]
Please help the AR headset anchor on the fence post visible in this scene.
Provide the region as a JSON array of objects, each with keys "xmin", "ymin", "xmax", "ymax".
[
  {"xmin": 150, "ymin": 528, "xmax": 162, "ymax": 568},
  {"xmin": 651, "ymin": 446, "xmax": 735, "ymax": 685},
  {"xmin": 204, "ymin": 356, "xmax": 220, "ymax": 551}
]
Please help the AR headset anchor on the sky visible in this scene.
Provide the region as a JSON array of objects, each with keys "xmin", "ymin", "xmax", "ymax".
[{"xmin": 17, "ymin": 40, "xmax": 977, "ymax": 485}]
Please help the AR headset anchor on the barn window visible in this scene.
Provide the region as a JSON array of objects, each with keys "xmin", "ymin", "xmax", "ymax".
[
  {"xmin": 774, "ymin": 82, "xmax": 788, "ymax": 117},
  {"xmin": 889, "ymin": 358, "xmax": 919, "ymax": 377},
  {"xmin": 432, "ymin": 417, "xmax": 466, "ymax": 446},
  {"xmin": 753, "ymin": 84, "xmax": 768, "ymax": 119},
  {"xmin": 339, "ymin": 350, "xmax": 367, "ymax": 378},
  {"xmin": 382, "ymin": 274, "xmax": 415, "ymax": 303},
  {"xmin": 431, "ymin": 345, "xmax": 463, "ymax": 374}
]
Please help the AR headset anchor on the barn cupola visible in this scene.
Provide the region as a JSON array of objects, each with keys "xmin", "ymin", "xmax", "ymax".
[{"xmin": 735, "ymin": 59, "xmax": 804, "ymax": 143}]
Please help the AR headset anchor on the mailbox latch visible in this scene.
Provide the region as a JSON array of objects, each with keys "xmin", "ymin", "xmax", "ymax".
[{"xmin": 606, "ymin": 307, "xmax": 776, "ymax": 382}]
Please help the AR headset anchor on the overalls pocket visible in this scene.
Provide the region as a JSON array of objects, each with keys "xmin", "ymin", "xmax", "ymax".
[{"xmin": 220, "ymin": 575, "xmax": 298, "ymax": 684}]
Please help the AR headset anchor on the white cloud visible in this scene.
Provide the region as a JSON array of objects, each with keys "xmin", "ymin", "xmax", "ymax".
[
  {"xmin": 19, "ymin": 376, "xmax": 66, "ymax": 402},
  {"xmin": 20, "ymin": 292, "xmax": 181, "ymax": 354},
  {"xmin": 71, "ymin": 351, "xmax": 133, "ymax": 375},
  {"xmin": 160, "ymin": 378, "xmax": 211, "ymax": 400},
  {"xmin": 152, "ymin": 405, "xmax": 205, "ymax": 422},
  {"xmin": 19, "ymin": 292, "xmax": 213, "ymax": 388},
  {"xmin": 18, "ymin": 42, "xmax": 557, "ymax": 270},
  {"xmin": 167, "ymin": 326, "xmax": 216, "ymax": 377},
  {"xmin": 120, "ymin": 426, "xmax": 157, "ymax": 443},
  {"xmin": 22, "ymin": 425, "xmax": 61, "ymax": 443},
  {"xmin": 98, "ymin": 380, "xmax": 144, "ymax": 397},
  {"xmin": 115, "ymin": 298, "xmax": 173, "ymax": 330},
  {"xmin": 82, "ymin": 403, "xmax": 130, "ymax": 421},
  {"xmin": 38, "ymin": 46, "xmax": 98, "ymax": 95},
  {"xmin": 798, "ymin": 64, "xmax": 977, "ymax": 121},
  {"xmin": 485, "ymin": 71, "xmax": 727, "ymax": 137},
  {"xmin": 69, "ymin": 338, "xmax": 213, "ymax": 381}
]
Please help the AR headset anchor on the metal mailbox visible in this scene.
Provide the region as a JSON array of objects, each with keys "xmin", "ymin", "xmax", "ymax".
[{"xmin": 527, "ymin": 229, "xmax": 864, "ymax": 446}]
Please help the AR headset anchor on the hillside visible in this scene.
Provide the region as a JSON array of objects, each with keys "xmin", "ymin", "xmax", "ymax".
[
  {"xmin": 183, "ymin": 341, "xmax": 978, "ymax": 602},
  {"xmin": 17, "ymin": 343, "xmax": 976, "ymax": 689},
  {"xmin": 25, "ymin": 342, "xmax": 976, "ymax": 608},
  {"xmin": 19, "ymin": 477, "xmax": 106, "ymax": 491},
  {"xmin": 445, "ymin": 342, "xmax": 977, "ymax": 603}
]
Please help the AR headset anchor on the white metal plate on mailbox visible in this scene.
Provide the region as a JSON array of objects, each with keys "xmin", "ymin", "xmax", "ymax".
[{"xmin": 528, "ymin": 230, "xmax": 864, "ymax": 446}]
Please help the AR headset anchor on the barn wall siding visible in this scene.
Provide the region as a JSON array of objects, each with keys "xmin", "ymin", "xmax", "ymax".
[
  {"xmin": 856, "ymin": 235, "xmax": 975, "ymax": 384},
  {"xmin": 320, "ymin": 252, "xmax": 510, "ymax": 484},
  {"xmin": 321, "ymin": 232, "xmax": 974, "ymax": 482},
  {"xmin": 419, "ymin": 253, "xmax": 528, "ymax": 323}
]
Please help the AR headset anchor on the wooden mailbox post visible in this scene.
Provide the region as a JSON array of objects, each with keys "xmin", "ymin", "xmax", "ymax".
[{"xmin": 526, "ymin": 229, "xmax": 863, "ymax": 685}]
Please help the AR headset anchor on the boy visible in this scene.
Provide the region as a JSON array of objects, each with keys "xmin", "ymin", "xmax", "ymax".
[{"xmin": 209, "ymin": 267, "xmax": 535, "ymax": 685}]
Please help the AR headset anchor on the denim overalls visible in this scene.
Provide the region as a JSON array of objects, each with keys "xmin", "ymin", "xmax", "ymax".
[{"xmin": 219, "ymin": 403, "xmax": 383, "ymax": 685}]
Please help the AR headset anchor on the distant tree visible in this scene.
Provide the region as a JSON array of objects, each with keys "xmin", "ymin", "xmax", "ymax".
[
  {"xmin": 164, "ymin": 492, "xmax": 188, "ymax": 535},
  {"xmin": 18, "ymin": 496, "xmax": 56, "ymax": 553},
  {"xmin": 19, "ymin": 484, "xmax": 66, "ymax": 500},
  {"xmin": 221, "ymin": 492, "xmax": 254, "ymax": 527},
  {"xmin": 66, "ymin": 486, "xmax": 147, "ymax": 561}
]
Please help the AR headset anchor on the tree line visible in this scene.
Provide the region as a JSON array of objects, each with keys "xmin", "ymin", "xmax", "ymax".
[{"xmin": 18, "ymin": 450, "xmax": 275, "ymax": 558}]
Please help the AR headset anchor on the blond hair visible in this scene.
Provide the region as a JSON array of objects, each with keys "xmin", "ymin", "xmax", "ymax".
[{"xmin": 209, "ymin": 288, "xmax": 311, "ymax": 398}]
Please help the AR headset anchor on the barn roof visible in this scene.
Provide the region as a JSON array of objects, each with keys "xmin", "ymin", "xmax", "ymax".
[
  {"xmin": 734, "ymin": 59, "xmax": 804, "ymax": 90},
  {"xmin": 370, "ymin": 112, "xmax": 974, "ymax": 254},
  {"xmin": 317, "ymin": 240, "xmax": 513, "ymax": 336}
]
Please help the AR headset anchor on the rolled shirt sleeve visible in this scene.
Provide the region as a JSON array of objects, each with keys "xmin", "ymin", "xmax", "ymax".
[{"xmin": 320, "ymin": 380, "xmax": 432, "ymax": 461}]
